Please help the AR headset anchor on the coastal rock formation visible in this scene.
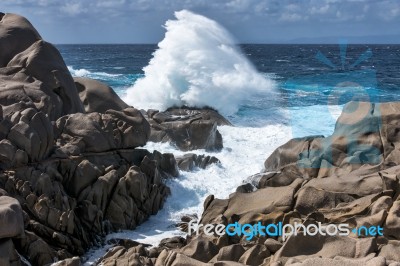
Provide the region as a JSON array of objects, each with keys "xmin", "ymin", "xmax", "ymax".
[
  {"xmin": 144, "ymin": 107, "xmax": 231, "ymax": 151},
  {"xmin": 0, "ymin": 13, "xmax": 180, "ymax": 265},
  {"xmin": 98, "ymin": 101, "xmax": 400, "ymax": 266}
]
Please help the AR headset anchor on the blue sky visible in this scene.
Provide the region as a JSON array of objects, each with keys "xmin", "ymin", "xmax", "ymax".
[{"xmin": 1, "ymin": 0, "xmax": 399, "ymax": 44}]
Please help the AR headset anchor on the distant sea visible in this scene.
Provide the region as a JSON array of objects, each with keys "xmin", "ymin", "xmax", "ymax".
[{"xmin": 57, "ymin": 43, "xmax": 400, "ymax": 264}]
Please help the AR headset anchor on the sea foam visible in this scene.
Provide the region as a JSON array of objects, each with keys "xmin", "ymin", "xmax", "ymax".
[{"xmin": 123, "ymin": 10, "xmax": 276, "ymax": 115}]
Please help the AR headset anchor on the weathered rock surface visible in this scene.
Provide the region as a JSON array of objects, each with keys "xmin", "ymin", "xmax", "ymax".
[
  {"xmin": 176, "ymin": 153, "xmax": 220, "ymax": 171},
  {"xmin": 74, "ymin": 77, "xmax": 129, "ymax": 113},
  {"xmin": 54, "ymin": 107, "xmax": 150, "ymax": 156},
  {"xmin": 144, "ymin": 107, "xmax": 230, "ymax": 151},
  {"xmin": 0, "ymin": 13, "xmax": 84, "ymax": 120}
]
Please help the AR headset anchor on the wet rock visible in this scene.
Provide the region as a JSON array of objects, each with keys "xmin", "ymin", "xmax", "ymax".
[
  {"xmin": 145, "ymin": 107, "xmax": 229, "ymax": 151},
  {"xmin": 176, "ymin": 153, "xmax": 220, "ymax": 171}
]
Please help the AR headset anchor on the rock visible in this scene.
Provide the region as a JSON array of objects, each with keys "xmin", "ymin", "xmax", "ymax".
[
  {"xmin": 0, "ymin": 13, "xmax": 41, "ymax": 67},
  {"xmin": 235, "ymin": 183, "xmax": 254, "ymax": 193},
  {"xmin": 210, "ymin": 244, "xmax": 245, "ymax": 262},
  {"xmin": 0, "ymin": 12, "xmax": 175, "ymax": 266},
  {"xmin": 288, "ymin": 254, "xmax": 386, "ymax": 266},
  {"xmin": 180, "ymin": 236, "xmax": 219, "ymax": 262},
  {"xmin": 97, "ymin": 240, "xmax": 156, "ymax": 266},
  {"xmin": 164, "ymin": 107, "xmax": 232, "ymax": 126},
  {"xmin": 53, "ymin": 256, "xmax": 81, "ymax": 266},
  {"xmin": 54, "ymin": 107, "xmax": 150, "ymax": 155},
  {"xmin": 74, "ymin": 77, "xmax": 128, "ymax": 113},
  {"xmin": 0, "ymin": 238, "xmax": 22, "ymax": 266},
  {"xmin": 384, "ymin": 200, "xmax": 400, "ymax": 239},
  {"xmin": 159, "ymin": 236, "xmax": 187, "ymax": 249},
  {"xmin": 105, "ymin": 165, "xmax": 169, "ymax": 230},
  {"xmin": 264, "ymin": 238, "xmax": 283, "ymax": 253},
  {"xmin": 153, "ymin": 150, "xmax": 179, "ymax": 177},
  {"xmin": 146, "ymin": 107, "xmax": 228, "ymax": 151},
  {"xmin": 176, "ymin": 153, "xmax": 221, "ymax": 171},
  {"xmin": 0, "ymin": 196, "xmax": 24, "ymax": 239},
  {"xmin": 379, "ymin": 240, "xmax": 400, "ymax": 262},
  {"xmin": 222, "ymin": 179, "xmax": 303, "ymax": 223},
  {"xmin": 272, "ymin": 234, "xmax": 377, "ymax": 264},
  {"xmin": 238, "ymin": 244, "xmax": 270, "ymax": 265},
  {"xmin": 7, "ymin": 40, "xmax": 84, "ymax": 118},
  {"xmin": 7, "ymin": 109, "xmax": 53, "ymax": 163}
]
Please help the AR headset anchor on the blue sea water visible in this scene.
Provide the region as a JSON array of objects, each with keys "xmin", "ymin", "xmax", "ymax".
[
  {"xmin": 57, "ymin": 43, "xmax": 400, "ymax": 264},
  {"xmin": 59, "ymin": 43, "xmax": 400, "ymax": 127},
  {"xmin": 58, "ymin": 43, "xmax": 400, "ymax": 102}
]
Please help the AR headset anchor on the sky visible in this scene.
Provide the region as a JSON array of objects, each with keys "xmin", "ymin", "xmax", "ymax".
[{"xmin": 1, "ymin": 0, "xmax": 400, "ymax": 44}]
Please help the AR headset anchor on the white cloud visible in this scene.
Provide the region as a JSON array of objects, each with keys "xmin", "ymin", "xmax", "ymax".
[
  {"xmin": 310, "ymin": 4, "xmax": 330, "ymax": 14},
  {"xmin": 60, "ymin": 2, "xmax": 86, "ymax": 16},
  {"xmin": 279, "ymin": 12, "xmax": 303, "ymax": 22}
]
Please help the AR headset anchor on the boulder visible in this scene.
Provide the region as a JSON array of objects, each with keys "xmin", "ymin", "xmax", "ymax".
[
  {"xmin": 74, "ymin": 77, "xmax": 128, "ymax": 113},
  {"xmin": 0, "ymin": 13, "xmax": 84, "ymax": 121},
  {"xmin": 7, "ymin": 40, "xmax": 84, "ymax": 118},
  {"xmin": 54, "ymin": 107, "xmax": 150, "ymax": 155},
  {"xmin": 145, "ymin": 107, "xmax": 229, "ymax": 151},
  {"xmin": 0, "ymin": 13, "xmax": 41, "ymax": 67},
  {"xmin": 0, "ymin": 196, "xmax": 24, "ymax": 239},
  {"xmin": 176, "ymin": 153, "xmax": 220, "ymax": 171}
]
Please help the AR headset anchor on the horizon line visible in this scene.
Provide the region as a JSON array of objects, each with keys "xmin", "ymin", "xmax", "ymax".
[{"xmin": 55, "ymin": 42, "xmax": 400, "ymax": 45}]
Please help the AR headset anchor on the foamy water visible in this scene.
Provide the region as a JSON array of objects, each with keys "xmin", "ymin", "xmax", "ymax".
[
  {"xmin": 123, "ymin": 10, "xmax": 276, "ymax": 116},
  {"xmin": 83, "ymin": 104, "xmax": 342, "ymax": 265}
]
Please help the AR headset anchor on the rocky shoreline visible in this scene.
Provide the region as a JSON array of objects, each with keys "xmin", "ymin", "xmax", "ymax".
[{"xmin": 1, "ymin": 12, "xmax": 400, "ymax": 266}]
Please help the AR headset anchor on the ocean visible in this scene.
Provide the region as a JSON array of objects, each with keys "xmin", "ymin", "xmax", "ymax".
[{"xmin": 56, "ymin": 28, "xmax": 400, "ymax": 265}]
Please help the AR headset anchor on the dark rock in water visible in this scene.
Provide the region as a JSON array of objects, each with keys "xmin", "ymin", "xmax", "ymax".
[
  {"xmin": 74, "ymin": 77, "xmax": 129, "ymax": 113},
  {"xmin": 152, "ymin": 150, "xmax": 179, "ymax": 178},
  {"xmin": 165, "ymin": 106, "xmax": 232, "ymax": 126},
  {"xmin": 176, "ymin": 153, "xmax": 220, "ymax": 171},
  {"xmin": 145, "ymin": 107, "xmax": 230, "ymax": 151}
]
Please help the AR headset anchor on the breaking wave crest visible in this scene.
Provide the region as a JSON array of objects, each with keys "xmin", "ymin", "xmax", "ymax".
[{"xmin": 123, "ymin": 10, "xmax": 276, "ymax": 115}]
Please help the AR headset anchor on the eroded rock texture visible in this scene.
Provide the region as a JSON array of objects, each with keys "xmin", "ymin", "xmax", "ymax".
[{"xmin": 144, "ymin": 107, "xmax": 230, "ymax": 151}]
